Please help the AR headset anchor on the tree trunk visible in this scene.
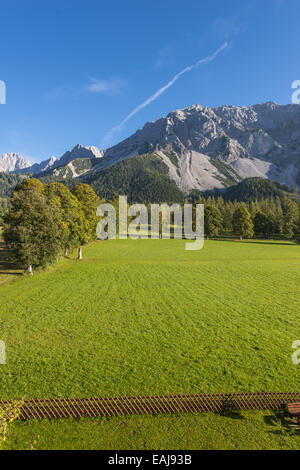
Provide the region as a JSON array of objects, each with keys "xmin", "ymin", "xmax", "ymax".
[
  {"xmin": 78, "ymin": 246, "xmax": 82, "ymax": 260},
  {"xmin": 64, "ymin": 247, "xmax": 68, "ymax": 257},
  {"xmin": 240, "ymin": 236, "xmax": 243, "ymax": 240},
  {"xmin": 27, "ymin": 265, "xmax": 33, "ymax": 275}
]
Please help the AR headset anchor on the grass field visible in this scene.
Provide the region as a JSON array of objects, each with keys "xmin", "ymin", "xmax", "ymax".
[
  {"xmin": 6, "ymin": 410, "xmax": 300, "ymax": 450},
  {"xmin": 0, "ymin": 237, "xmax": 299, "ymax": 449}
]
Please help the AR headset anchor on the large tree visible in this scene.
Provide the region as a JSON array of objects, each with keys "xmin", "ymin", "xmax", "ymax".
[
  {"xmin": 282, "ymin": 197, "xmax": 299, "ymax": 239},
  {"xmin": 204, "ymin": 206, "xmax": 223, "ymax": 237},
  {"xmin": 45, "ymin": 182, "xmax": 85, "ymax": 256},
  {"xmin": 253, "ymin": 212, "xmax": 274, "ymax": 237},
  {"xmin": 232, "ymin": 205, "xmax": 254, "ymax": 240},
  {"xmin": 3, "ymin": 179, "xmax": 64, "ymax": 274},
  {"xmin": 72, "ymin": 184, "xmax": 99, "ymax": 259}
]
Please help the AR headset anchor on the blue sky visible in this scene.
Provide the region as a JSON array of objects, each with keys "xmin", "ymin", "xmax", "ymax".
[{"xmin": 0, "ymin": 0, "xmax": 299, "ymax": 163}]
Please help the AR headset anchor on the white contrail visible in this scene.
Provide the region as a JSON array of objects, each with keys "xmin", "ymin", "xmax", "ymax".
[{"xmin": 102, "ymin": 42, "xmax": 228, "ymax": 147}]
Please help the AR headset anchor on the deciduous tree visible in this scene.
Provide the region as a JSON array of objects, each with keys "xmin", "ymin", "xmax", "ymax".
[
  {"xmin": 3, "ymin": 179, "xmax": 64, "ymax": 274},
  {"xmin": 72, "ymin": 184, "xmax": 99, "ymax": 259},
  {"xmin": 204, "ymin": 206, "xmax": 223, "ymax": 237},
  {"xmin": 45, "ymin": 182, "xmax": 85, "ymax": 256}
]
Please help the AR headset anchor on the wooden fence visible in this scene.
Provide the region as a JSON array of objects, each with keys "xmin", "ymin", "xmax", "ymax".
[{"xmin": 1, "ymin": 392, "xmax": 300, "ymax": 420}]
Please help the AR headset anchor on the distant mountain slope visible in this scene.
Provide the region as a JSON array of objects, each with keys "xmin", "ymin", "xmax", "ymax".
[
  {"xmin": 2, "ymin": 102, "xmax": 300, "ymax": 195},
  {"xmin": 89, "ymin": 101, "xmax": 300, "ymax": 192},
  {"xmin": 203, "ymin": 177, "xmax": 298, "ymax": 203},
  {"xmin": 0, "ymin": 172, "xmax": 28, "ymax": 209},
  {"xmin": 82, "ymin": 153, "xmax": 184, "ymax": 203},
  {"xmin": 26, "ymin": 156, "xmax": 57, "ymax": 174},
  {"xmin": 0, "ymin": 167, "xmax": 298, "ymax": 209},
  {"xmin": 39, "ymin": 157, "xmax": 97, "ymax": 181},
  {"xmin": 0, "ymin": 144, "xmax": 103, "ymax": 177},
  {"xmin": 0, "ymin": 172, "xmax": 27, "ymax": 198},
  {"xmin": 55, "ymin": 144, "xmax": 103, "ymax": 167},
  {"xmin": 0, "ymin": 153, "xmax": 31, "ymax": 172},
  {"xmin": 220, "ymin": 178, "xmax": 297, "ymax": 202}
]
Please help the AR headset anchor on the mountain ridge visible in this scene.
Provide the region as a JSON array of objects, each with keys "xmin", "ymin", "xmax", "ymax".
[
  {"xmin": 2, "ymin": 102, "xmax": 300, "ymax": 193},
  {"xmin": 0, "ymin": 153, "xmax": 31, "ymax": 173},
  {"xmin": 91, "ymin": 101, "xmax": 300, "ymax": 192}
]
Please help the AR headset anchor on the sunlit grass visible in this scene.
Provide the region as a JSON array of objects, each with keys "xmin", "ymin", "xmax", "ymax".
[{"xmin": 0, "ymin": 237, "xmax": 299, "ymax": 449}]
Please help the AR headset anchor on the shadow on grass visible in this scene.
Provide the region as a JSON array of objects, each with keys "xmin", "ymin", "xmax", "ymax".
[
  {"xmin": 219, "ymin": 409, "xmax": 246, "ymax": 420},
  {"xmin": 264, "ymin": 412, "xmax": 299, "ymax": 436}
]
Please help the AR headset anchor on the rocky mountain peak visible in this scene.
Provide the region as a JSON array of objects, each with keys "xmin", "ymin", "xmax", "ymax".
[
  {"xmin": 57, "ymin": 144, "xmax": 103, "ymax": 167},
  {"xmin": 0, "ymin": 153, "xmax": 31, "ymax": 173},
  {"xmin": 27, "ymin": 156, "xmax": 57, "ymax": 174},
  {"xmin": 2, "ymin": 102, "xmax": 300, "ymax": 194},
  {"xmin": 90, "ymin": 102, "xmax": 300, "ymax": 192}
]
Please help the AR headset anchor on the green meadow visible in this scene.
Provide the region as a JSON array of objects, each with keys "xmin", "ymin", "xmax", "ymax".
[{"xmin": 0, "ymin": 237, "xmax": 299, "ymax": 449}]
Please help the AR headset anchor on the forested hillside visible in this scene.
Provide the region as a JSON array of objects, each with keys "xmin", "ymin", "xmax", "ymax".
[
  {"xmin": 83, "ymin": 153, "xmax": 185, "ymax": 203},
  {"xmin": 0, "ymin": 172, "xmax": 28, "ymax": 210},
  {"xmin": 211, "ymin": 178, "xmax": 298, "ymax": 202}
]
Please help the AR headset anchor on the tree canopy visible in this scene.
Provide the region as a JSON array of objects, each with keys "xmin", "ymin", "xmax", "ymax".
[
  {"xmin": 3, "ymin": 179, "xmax": 65, "ymax": 274},
  {"xmin": 3, "ymin": 179, "xmax": 99, "ymax": 273}
]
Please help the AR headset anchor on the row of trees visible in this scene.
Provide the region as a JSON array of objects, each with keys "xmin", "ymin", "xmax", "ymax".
[
  {"xmin": 3, "ymin": 179, "xmax": 99, "ymax": 274},
  {"xmin": 102, "ymin": 193, "xmax": 300, "ymax": 240},
  {"xmin": 2, "ymin": 179, "xmax": 299, "ymax": 275},
  {"xmin": 196, "ymin": 195, "xmax": 300, "ymax": 239}
]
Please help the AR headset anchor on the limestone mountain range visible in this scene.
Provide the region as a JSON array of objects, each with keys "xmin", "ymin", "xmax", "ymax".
[{"xmin": 1, "ymin": 102, "xmax": 300, "ymax": 193}]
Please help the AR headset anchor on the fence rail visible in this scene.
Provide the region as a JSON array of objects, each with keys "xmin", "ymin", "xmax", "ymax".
[{"xmin": 1, "ymin": 392, "xmax": 300, "ymax": 421}]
